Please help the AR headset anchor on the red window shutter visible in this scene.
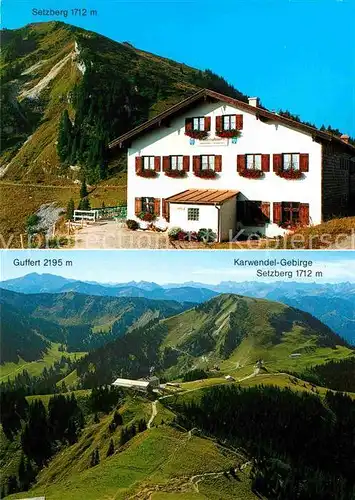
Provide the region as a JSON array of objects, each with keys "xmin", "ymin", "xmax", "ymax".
[
  {"xmin": 261, "ymin": 154, "xmax": 270, "ymax": 172},
  {"xmin": 154, "ymin": 156, "xmax": 161, "ymax": 172},
  {"xmin": 135, "ymin": 198, "xmax": 141, "ymax": 216},
  {"xmin": 261, "ymin": 202, "xmax": 270, "ymax": 222},
  {"xmin": 163, "ymin": 156, "xmax": 170, "ymax": 171},
  {"xmin": 236, "ymin": 115, "xmax": 243, "ymax": 130},
  {"xmin": 154, "ymin": 198, "xmax": 161, "ymax": 216},
  {"xmin": 204, "ymin": 116, "xmax": 211, "ymax": 131},
  {"xmin": 273, "ymin": 202, "xmax": 282, "ymax": 224},
  {"xmin": 299, "ymin": 203, "xmax": 309, "ymax": 225},
  {"xmin": 162, "ymin": 199, "xmax": 170, "ymax": 222},
  {"xmin": 135, "ymin": 156, "xmax": 142, "ymax": 172},
  {"xmin": 215, "ymin": 155, "xmax": 222, "ymax": 172},
  {"xmin": 216, "ymin": 115, "xmax": 222, "ymax": 130},
  {"xmin": 300, "ymin": 153, "xmax": 309, "ymax": 172},
  {"xmin": 237, "ymin": 155, "xmax": 246, "ymax": 172},
  {"xmin": 183, "ymin": 156, "xmax": 190, "ymax": 172},
  {"xmin": 273, "ymin": 154, "xmax": 282, "ymax": 172},
  {"xmin": 185, "ymin": 118, "xmax": 193, "ymax": 133},
  {"xmin": 193, "ymin": 155, "xmax": 201, "ymax": 173}
]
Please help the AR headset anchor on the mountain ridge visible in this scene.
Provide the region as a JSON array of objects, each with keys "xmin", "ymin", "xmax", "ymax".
[{"xmin": 2, "ymin": 273, "xmax": 354, "ymax": 344}]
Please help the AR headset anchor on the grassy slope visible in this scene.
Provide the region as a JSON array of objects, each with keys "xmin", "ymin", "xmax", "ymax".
[
  {"xmin": 0, "ymin": 343, "xmax": 86, "ymax": 382},
  {"xmin": 212, "ymin": 216, "xmax": 355, "ymax": 250},
  {"xmin": 6, "ymin": 394, "xmax": 255, "ymax": 500},
  {"xmin": 0, "ymin": 176, "xmax": 127, "ymax": 248},
  {"xmin": 160, "ymin": 295, "xmax": 354, "ymax": 379}
]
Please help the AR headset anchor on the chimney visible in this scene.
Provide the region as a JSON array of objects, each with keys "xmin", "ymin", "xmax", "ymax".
[
  {"xmin": 248, "ymin": 97, "xmax": 259, "ymax": 107},
  {"xmin": 340, "ymin": 134, "xmax": 349, "ymax": 143}
]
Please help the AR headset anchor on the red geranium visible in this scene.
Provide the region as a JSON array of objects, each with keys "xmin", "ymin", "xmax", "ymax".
[
  {"xmin": 239, "ymin": 169, "xmax": 264, "ymax": 179},
  {"xmin": 136, "ymin": 169, "xmax": 158, "ymax": 178},
  {"xmin": 185, "ymin": 130, "xmax": 209, "ymax": 140},
  {"xmin": 194, "ymin": 169, "xmax": 217, "ymax": 179},
  {"xmin": 164, "ymin": 169, "xmax": 187, "ymax": 178},
  {"xmin": 216, "ymin": 129, "xmax": 242, "ymax": 138},
  {"xmin": 276, "ymin": 169, "xmax": 303, "ymax": 180}
]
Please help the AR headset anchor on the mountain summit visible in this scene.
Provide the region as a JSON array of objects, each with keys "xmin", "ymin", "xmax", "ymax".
[{"xmin": 1, "ymin": 21, "xmax": 247, "ymax": 182}]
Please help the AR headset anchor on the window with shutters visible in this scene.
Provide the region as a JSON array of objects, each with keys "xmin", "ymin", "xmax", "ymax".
[
  {"xmin": 187, "ymin": 208, "xmax": 200, "ymax": 221},
  {"xmin": 142, "ymin": 197, "xmax": 155, "ymax": 214},
  {"xmin": 223, "ymin": 115, "xmax": 236, "ymax": 130},
  {"xmin": 170, "ymin": 156, "xmax": 183, "ymax": 170},
  {"xmin": 142, "ymin": 156, "xmax": 155, "ymax": 170},
  {"xmin": 281, "ymin": 202, "xmax": 300, "ymax": 224},
  {"xmin": 238, "ymin": 201, "xmax": 267, "ymax": 225},
  {"xmin": 193, "ymin": 117, "xmax": 205, "ymax": 131},
  {"xmin": 246, "ymin": 154, "xmax": 262, "ymax": 170},
  {"xmin": 201, "ymin": 155, "xmax": 215, "ymax": 170},
  {"xmin": 283, "ymin": 154, "xmax": 300, "ymax": 171}
]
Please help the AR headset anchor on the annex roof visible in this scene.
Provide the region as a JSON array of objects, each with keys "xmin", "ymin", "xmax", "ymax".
[
  {"xmin": 165, "ymin": 189, "xmax": 238, "ymax": 204},
  {"xmin": 108, "ymin": 88, "xmax": 355, "ymax": 153},
  {"xmin": 112, "ymin": 378, "xmax": 150, "ymax": 389}
]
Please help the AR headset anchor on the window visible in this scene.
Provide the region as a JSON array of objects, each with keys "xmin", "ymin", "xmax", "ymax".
[
  {"xmin": 246, "ymin": 154, "xmax": 262, "ymax": 170},
  {"xmin": 282, "ymin": 202, "xmax": 300, "ymax": 224},
  {"xmin": 283, "ymin": 154, "xmax": 300, "ymax": 170},
  {"xmin": 238, "ymin": 201, "xmax": 267, "ymax": 225},
  {"xmin": 193, "ymin": 117, "xmax": 205, "ymax": 131},
  {"xmin": 142, "ymin": 156, "xmax": 155, "ymax": 170},
  {"xmin": 188, "ymin": 208, "xmax": 199, "ymax": 221},
  {"xmin": 223, "ymin": 115, "xmax": 236, "ymax": 130},
  {"xmin": 201, "ymin": 155, "xmax": 215, "ymax": 170},
  {"xmin": 142, "ymin": 197, "xmax": 155, "ymax": 214},
  {"xmin": 170, "ymin": 156, "xmax": 183, "ymax": 170}
]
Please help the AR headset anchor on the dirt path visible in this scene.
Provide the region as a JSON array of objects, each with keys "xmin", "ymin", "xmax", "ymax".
[
  {"xmin": 147, "ymin": 401, "xmax": 157, "ymax": 429},
  {"xmin": 74, "ymin": 221, "xmax": 171, "ymax": 249}
]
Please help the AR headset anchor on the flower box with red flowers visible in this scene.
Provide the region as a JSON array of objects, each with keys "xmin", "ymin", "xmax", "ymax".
[
  {"xmin": 216, "ymin": 129, "xmax": 242, "ymax": 139},
  {"xmin": 164, "ymin": 169, "xmax": 187, "ymax": 178},
  {"xmin": 138, "ymin": 211, "xmax": 157, "ymax": 222},
  {"xmin": 136, "ymin": 169, "xmax": 158, "ymax": 178},
  {"xmin": 276, "ymin": 169, "xmax": 303, "ymax": 180},
  {"xmin": 239, "ymin": 169, "xmax": 264, "ymax": 179},
  {"xmin": 194, "ymin": 169, "xmax": 218, "ymax": 179},
  {"xmin": 185, "ymin": 129, "xmax": 209, "ymax": 140}
]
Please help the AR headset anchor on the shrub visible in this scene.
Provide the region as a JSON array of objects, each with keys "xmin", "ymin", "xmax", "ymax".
[
  {"xmin": 197, "ymin": 228, "xmax": 217, "ymax": 243},
  {"xmin": 168, "ymin": 227, "xmax": 182, "ymax": 240},
  {"xmin": 177, "ymin": 231, "xmax": 187, "ymax": 241},
  {"xmin": 126, "ymin": 219, "xmax": 139, "ymax": 230}
]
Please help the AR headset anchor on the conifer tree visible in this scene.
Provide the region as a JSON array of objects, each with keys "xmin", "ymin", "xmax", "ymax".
[
  {"xmin": 95, "ymin": 447, "xmax": 100, "ymax": 465},
  {"xmin": 66, "ymin": 199, "xmax": 75, "ymax": 221},
  {"xmin": 80, "ymin": 178, "xmax": 88, "ymax": 199},
  {"xmin": 107, "ymin": 438, "xmax": 115, "ymax": 457}
]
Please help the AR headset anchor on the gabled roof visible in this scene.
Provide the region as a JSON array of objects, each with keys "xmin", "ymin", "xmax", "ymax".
[
  {"xmin": 112, "ymin": 378, "xmax": 150, "ymax": 388},
  {"xmin": 165, "ymin": 189, "xmax": 238, "ymax": 204},
  {"xmin": 108, "ymin": 88, "xmax": 355, "ymax": 153}
]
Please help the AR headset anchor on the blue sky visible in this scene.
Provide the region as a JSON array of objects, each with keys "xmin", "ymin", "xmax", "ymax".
[
  {"xmin": 2, "ymin": 0, "xmax": 355, "ymax": 135},
  {"xmin": 0, "ymin": 250, "xmax": 354, "ymax": 284}
]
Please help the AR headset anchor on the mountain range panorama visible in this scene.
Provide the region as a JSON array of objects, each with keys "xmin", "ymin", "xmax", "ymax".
[{"xmin": 1, "ymin": 273, "xmax": 355, "ymax": 344}]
